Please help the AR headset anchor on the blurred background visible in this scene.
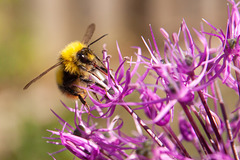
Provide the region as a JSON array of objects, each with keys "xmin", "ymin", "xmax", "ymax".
[{"xmin": 0, "ymin": 0, "xmax": 231, "ymax": 159}]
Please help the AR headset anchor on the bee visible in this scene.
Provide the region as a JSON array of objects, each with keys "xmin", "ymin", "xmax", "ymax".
[{"xmin": 23, "ymin": 23, "xmax": 107, "ymax": 110}]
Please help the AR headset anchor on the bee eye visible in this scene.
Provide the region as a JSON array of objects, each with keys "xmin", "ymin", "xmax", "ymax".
[{"xmin": 77, "ymin": 48, "xmax": 91, "ymax": 64}]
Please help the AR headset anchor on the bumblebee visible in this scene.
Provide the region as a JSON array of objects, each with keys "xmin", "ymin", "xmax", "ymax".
[{"xmin": 23, "ymin": 23, "xmax": 107, "ymax": 109}]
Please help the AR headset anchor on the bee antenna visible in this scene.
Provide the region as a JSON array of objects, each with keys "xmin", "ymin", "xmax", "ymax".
[{"xmin": 88, "ymin": 34, "xmax": 108, "ymax": 48}]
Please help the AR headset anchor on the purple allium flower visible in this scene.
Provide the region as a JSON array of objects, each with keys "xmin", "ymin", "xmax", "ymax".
[
  {"xmin": 49, "ymin": 127, "xmax": 100, "ymax": 160},
  {"xmin": 46, "ymin": 101, "xmax": 147, "ymax": 160},
  {"xmin": 82, "ymin": 44, "xmax": 140, "ymax": 116},
  {"xmin": 202, "ymin": 0, "xmax": 240, "ymax": 92},
  {"xmin": 136, "ymin": 80, "xmax": 171, "ymax": 126},
  {"xmin": 179, "ymin": 112, "xmax": 196, "ymax": 142},
  {"xmin": 134, "ymin": 20, "xmax": 210, "ymax": 128},
  {"xmin": 46, "ymin": 1, "xmax": 240, "ymax": 160}
]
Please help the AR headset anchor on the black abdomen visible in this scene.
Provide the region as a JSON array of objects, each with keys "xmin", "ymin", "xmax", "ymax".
[{"xmin": 56, "ymin": 67, "xmax": 87, "ymax": 99}]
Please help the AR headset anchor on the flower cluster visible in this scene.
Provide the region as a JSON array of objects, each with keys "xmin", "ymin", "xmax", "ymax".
[{"xmin": 47, "ymin": 0, "xmax": 240, "ymax": 159}]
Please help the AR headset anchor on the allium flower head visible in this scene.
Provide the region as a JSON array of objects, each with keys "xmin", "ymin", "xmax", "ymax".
[
  {"xmin": 46, "ymin": 1, "xmax": 240, "ymax": 160},
  {"xmin": 46, "ymin": 101, "xmax": 148, "ymax": 160},
  {"xmin": 84, "ymin": 44, "xmax": 141, "ymax": 117},
  {"xmin": 201, "ymin": 0, "xmax": 240, "ymax": 91},
  {"xmin": 179, "ymin": 112, "xmax": 196, "ymax": 142}
]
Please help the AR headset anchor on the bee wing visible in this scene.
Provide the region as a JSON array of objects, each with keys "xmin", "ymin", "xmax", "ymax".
[
  {"xmin": 82, "ymin": 23, "xmax": 96, "ymax": 45},
  {"xmin": 23, "ymin": 61, "xmax": 62, "ymax": 90}
]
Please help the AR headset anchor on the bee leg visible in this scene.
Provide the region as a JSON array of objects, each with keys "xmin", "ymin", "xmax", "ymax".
[
  {"xmin": 80, "ymin": 77, "xmax": 106, "ymax": 91},
  {"xmin": 77, "ymin": 94, "xmax": 90, "ymax": 112},
  {"xmin": 80, "ymin": 77, "xmax": 93, "ymax": 84},
  {"xmin": 100, "ymin": 66, "xmax": 108, "ymax": 73},
  {"xmin": 79, "ymin": 77, "xmax": 103, "ymax": 88},
  {"xmin": 79, "ymin": 77, "xmax": 105, "ymax": 103},
  {"xmin": 91, "ymin": 90, "xmax": 100, "ymax": 102},
  {"xmin": 61, "ymin": 85, "xmax": 91, "ymax": 112},
  {"xmin": 78, "ymin": 65, "xmax": 88, "ymax": 72}
]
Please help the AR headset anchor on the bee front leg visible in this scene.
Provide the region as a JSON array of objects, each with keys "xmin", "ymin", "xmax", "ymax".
[{"xmin": 79, "ymin": 77, "xmax": 93, "ymax": 84}]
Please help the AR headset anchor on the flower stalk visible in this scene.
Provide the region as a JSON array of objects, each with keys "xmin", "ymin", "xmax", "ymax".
[
  {"xmin": 215, "ymin": 80, "xmax": 239, "ymax": 160},
  {"xmin": 180, "ymin": 102, "xmax": 212, "ymax": 155}
]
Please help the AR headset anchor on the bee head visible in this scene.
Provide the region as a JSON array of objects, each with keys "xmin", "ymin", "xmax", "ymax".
[{"xmin": 76, "ymin": 47, "xmax": 95, "ymax": 64}]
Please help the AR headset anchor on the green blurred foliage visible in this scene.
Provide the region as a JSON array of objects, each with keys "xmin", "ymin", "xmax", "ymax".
[
  {"xmin": 2, "ymin": 114, "xmax": 76, "ymax": 160},
  {"xmin": 0, "ymin": 0, "xmax": 33, "ymax": 85}
]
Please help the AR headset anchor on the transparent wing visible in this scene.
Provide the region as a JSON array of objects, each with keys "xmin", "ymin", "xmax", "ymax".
[
  {"xmin": 23, "ymin": 61, "xmax": 62, "ymax": 90},
  {"xmin": 82, "ymin": 23, "xmax": 96, "ymax": 44}
]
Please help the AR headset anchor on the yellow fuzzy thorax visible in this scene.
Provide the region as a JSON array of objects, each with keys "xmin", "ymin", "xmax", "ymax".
[{"xmin": 60, "ymin": 41, "xmax": 86, "ymax": 74}]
